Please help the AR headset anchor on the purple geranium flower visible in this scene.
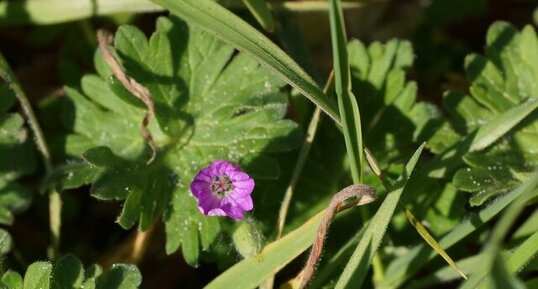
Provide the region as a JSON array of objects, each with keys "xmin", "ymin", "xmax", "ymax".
[{"xmin": 190, "ymin": 160, "xmax": 255, "ymax": 220}]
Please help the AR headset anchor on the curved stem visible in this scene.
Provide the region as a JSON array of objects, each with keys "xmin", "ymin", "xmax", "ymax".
[{"xmin": 298, "ymin": 184, "xmax": 376, "ymax": 289}]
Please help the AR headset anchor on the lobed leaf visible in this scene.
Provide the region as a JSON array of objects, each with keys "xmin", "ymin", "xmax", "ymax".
[
  {"xmin": 0, "ymin": 254, "xmax": 141, "ymax": 289},
  {"xmin": 433, "ymin": 22, "xmax": 538, "ymax": 205},
  {"xmin": 63, "ymin": 17, "xmax": 301, "ymax": 265},
  {"xmin": 0, "ymin": 53, "xmax": 37, "ymax": 256},
  {"xmin": 151, "ymin": 0, "xmax": 341, "ymax": 125},
  {"xmin": 379, "ymin": 172, "xmax": 538, "ymax": 289},
  {"xmin": 348, "ymin": 39, "xmax": 438, "ymax": 169}
]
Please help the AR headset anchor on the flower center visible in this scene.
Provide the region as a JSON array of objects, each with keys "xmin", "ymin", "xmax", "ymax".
[{"xmin": 211, "ymin": 175, "xmax": 234, "ymax": 197}]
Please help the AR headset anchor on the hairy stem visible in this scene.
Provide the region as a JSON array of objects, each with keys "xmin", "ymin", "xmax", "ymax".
[
  {"xmin": 298, "ymin": 184, "xmax": 376, "ymax": 289},
  {"xmin": 97, "ymin": 29, "xmax": 157, "ymax": 164}
]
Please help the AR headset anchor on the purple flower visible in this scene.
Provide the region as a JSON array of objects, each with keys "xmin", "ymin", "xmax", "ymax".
[{"xmin": 190, "ymin": 160, "xmax": 255, "ymax": 220}]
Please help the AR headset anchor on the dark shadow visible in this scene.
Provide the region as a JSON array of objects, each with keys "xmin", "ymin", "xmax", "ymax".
[{"xmin": 274, "ymin": 10, "xmax": 323, "ymax": 84}]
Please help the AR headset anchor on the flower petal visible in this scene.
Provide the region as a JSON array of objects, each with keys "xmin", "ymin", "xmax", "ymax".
[
  {"xmin": 190, "ymin": 180, "xmax": 211, "ymax": 197},
  {"xmin": 190, "ymin": 160, "xmax": 255, "ymax": 220},
  {"xmin": 220, "ymin": 200, "xmax": 246, "ymax": 220},
  {"xmin": 232, "ymin": 178, "xmax": 255, "ymax": 194},
  {"xmin": 226, "ymin": 191, "xmax": 254, "ymax": 211},
  {"xmin": 230, "ymin": 171, "xmax": 251, "ymax": 182},
  {"xmin": 207, "ymin": 208, "xmax": 227, "ymax": 217},
  {"xmin": 197, "ymin": 194, "xmax": 222, "ymax": 214}
]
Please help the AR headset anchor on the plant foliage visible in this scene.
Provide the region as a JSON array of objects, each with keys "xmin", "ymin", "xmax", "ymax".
[
  {"xmin": 434, "ymin": 22, "xmax": 538, "ymax": 206},
  {"xmin": 0, "ymin": 254, "xmax": 141, "ymax": 289},
  {"xmin": 62, "ymin": 16, "xmax": 300, "ymax": 265}
]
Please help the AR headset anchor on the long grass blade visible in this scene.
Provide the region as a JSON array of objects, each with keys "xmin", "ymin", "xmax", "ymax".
[
  {"xmin": 204, "ymin": 211, "xmax": 324, "ymax": 289},
  {"xmin": 335, "ymin": 143, "xmax": 425, "ymax": 289},
  {"xmin": 427, "ymin": 97, "xmax": 538, "ymax": 178},
  {"xmin": 0, "ymin": 0, "xmax": 364, "ymax": 26},
  {"xmin": 379, "ymin": 173, "xmax": 538, "ymax": 289},
  {"xmin": 470, "ymin": 97, "xmax": 538, "ymax": 151},
  {"xmin": 365, "ymin": 149, "xmax": 468, "ymax": 280},
  {"xmin": 329, "ymin": 0, "xmax": 363, "ymax": 183}
]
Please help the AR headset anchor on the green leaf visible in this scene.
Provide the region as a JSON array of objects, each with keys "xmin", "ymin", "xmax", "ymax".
[
  {"xmin": 51, "ymin": 254, "xmax": 84, "ymax": 289},
  {"xmin": 0, "ymin": 180, "xmax": 32, "ymax": 225},
  {"xmin": 470, "ymin": 97, "xmax": 538, "ymax": 152},
  {"xmin": 430, "ymin": 22, "xmax": 538, "ymax": 205},
  {"xmin": 95, "ymin": 265, "xmax": 141, "ymax": 289},
  {"xmin": 205, "ymin": 211, "xmax": 324, "ymax": 289},
  {"xmin": 406, "ymin": 230, "xmax": 538, "ymax": 289},
  {"xmin": 64, "ymin": 17, "xmax": 301, "ymax": 265},
  {"xmin": 23, "ymin": 262, "xmax": 52, "ymax": 289},
  {"xmin": 42, "ymin": 163, "xmax": 101, "ymax": 194},
  {"xmin": 151, "ymin": 0, "xmax": 341, "ymax": 125},
  {"xmin": 379, "ymin": 171, "xmax": 538, "ymax": 289},
  {"xmin": 403, "ymin": 207, "xmax": 467, "ymax": 280},
  {"xmin": 82, "ymin": 265, "xmax": 102, "ymax": 289},
  {"xmin": 335, "ymin": 143, "xmax": 425, "ymax": 289},
  {"xmin": 2, "ymin": 255, "xmax": 141, "ymax": 289},
  {"xmin": 1, "ymin": 271, "xmax": 23, "ymax": 289},
  {"xmin": 0, "ymin": 61, "xmax": 36, "ymax": 184},
  {"xmin": 0, "ymin": 52, "xmax": 36, "ymax": 255},
  {"xmin": 0, "ymin": 228, "xmax": 12, "ymax": 256},
  {"xmin": 459, "ymin": 172, "xmax": 538, "ymax": 289},
  {"xmin": 0, "ymin": 84, "xmax": 16, "ymax": 114},
  {"xmin": 348, "ymin": 39, "xmax": 438, "ymax": 168}
]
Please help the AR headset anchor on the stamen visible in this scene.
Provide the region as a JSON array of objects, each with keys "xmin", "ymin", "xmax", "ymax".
[{"xmin": 211, "ymin": 175, "xmax": 234, "ymax": 197}]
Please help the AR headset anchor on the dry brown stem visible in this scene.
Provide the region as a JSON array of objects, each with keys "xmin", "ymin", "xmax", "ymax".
[
  {"xmin": 97, "ymin": 29, "xmax": 157, "ymax": 164},
  {"xmin": 296, "ymin": 184, "xmax": 376, "ymax": 289}
]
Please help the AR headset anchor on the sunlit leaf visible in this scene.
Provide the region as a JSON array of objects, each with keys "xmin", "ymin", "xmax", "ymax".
[{"xmin": 63, "ymin": 16, "xmax": 301, "ymax": 265}]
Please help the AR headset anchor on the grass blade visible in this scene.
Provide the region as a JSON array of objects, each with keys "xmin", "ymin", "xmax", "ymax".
[
  {"xmin": 459, "ymin": 172, "xmax": 538, "ymax": 289},
  {"xmin": 329, "ymin": 0, "xmax": 363, "ymax": 183},
  {"xmin": 152, "ymin": 0, "xmax": 341, "ymax": 125},
  {"xmin": 365, "ymin": 148, "xmax": 467, "ymax": 280},
  {"xmin": 427, "ymin": 97, "xmax": 538, "ymax": 178},
  {"xmin": 0, "ymin": 1, "xmax": 363, "ymax": 26},
  {"xmin": 204, "ymin": 210, "xmax": 323, "ymax": 289},
  {"xmin": 335, "ymin": 143, "xmax": 425, "ymax": 289},
  {"xmin": 403, "ymin": 208, "xmax": 468, "ymax": 280},
  {"xmin": 379, "ymin": 173, "xmax": 538, "ymax": 289},
  {"xmin": 507, "ymin": 230, "xmax": 538, "ymax": 274},
  {"xmin": 470, "ymin": 97, "xmax": 538, "ymax": 151}
]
